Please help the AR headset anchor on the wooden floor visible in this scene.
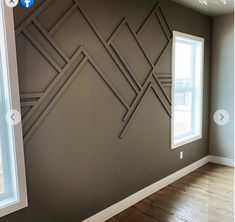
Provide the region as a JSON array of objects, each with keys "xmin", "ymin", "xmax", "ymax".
[{"xmin": 107, "ymin": 163, "xmax": 234, "ymax": 222}]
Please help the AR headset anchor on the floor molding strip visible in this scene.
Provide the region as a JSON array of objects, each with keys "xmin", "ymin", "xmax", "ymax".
[
  {"xmin": 82, "ymin": 156, "xmax": 209, "ymax": 222},
  {"xmin": 208, "ymin": 155, "xmax": 234, "ymax": 167}
]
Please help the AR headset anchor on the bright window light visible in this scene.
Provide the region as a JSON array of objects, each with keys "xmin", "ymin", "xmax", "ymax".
[
  {"xmin": 0, "ymin": 1, "xmax": 27, "ymax": 217},
  {"xmin": 171, "ymin": 31, "xmax": 204, "ymax": 149}
]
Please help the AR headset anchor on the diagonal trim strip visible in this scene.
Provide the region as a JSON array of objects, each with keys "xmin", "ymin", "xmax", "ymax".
[
  {"xmin": 23, "ymin": 29, "xmax": 62, "ymax": 72},
  {"xmin": 119, "ymin": 82, "xmax": 152, "ymax": 139},
  {"xmin": 23, "ymin": 56, "xmax": 88, "ymax": 143},
  {"xmin": 22, "ymin": 47, "xmax": 84, "ymax": 125},
  {"xmin": 15, "ymin": 0, "xmax": 53, "ymax": 36},
  {"xmin": 33, "ymin": 19, "xmax": 70, "ymax": 62}
]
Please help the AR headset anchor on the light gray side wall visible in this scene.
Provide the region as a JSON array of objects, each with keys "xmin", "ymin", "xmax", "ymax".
[
  {"xmin": 209, "ymin": 14, "xmax": 234, "ymax": 159},
  {"xmin": 1, "ymin": 1, "xmax": 211, "ymax": 221}
]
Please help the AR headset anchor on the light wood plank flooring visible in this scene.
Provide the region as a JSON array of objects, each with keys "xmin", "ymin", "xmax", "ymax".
[{"xmin": 107, "ymin": 163, "xmax": 234, "ymax": 222}]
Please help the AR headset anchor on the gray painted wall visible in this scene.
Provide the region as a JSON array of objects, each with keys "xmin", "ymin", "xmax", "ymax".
[
  {"xmin": 2, "ymin": 1, "xmax": 211, "ymax": 221},
  {"xmin": 209, "ymin": 14, "xmax": 234, "ymax": 159}
]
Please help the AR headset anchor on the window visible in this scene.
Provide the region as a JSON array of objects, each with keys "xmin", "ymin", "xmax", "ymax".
[
  {"xmin": 171, "ymin": 31, "xmax": 204, "ymax": 149},
  {"xmin": 0, "ymin": 2, "xmax": 27, "ymax": 216}
]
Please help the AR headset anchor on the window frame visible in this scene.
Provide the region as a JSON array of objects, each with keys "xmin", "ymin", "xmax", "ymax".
[
  {"xmin": 171, "ymin": 31, "xmax": 204, "ymax": 149},
  {"xmin": 0, "ymin": 1, "xmax": 28, "ymax": 217}
]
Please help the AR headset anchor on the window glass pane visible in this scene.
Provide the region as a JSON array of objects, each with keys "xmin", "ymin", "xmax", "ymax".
[
  {"xmin": 175, "ymin": 40, "xmax": 194, "ymax": 89},
  {"xmin": 174, "ymin": 91, "xmax": 192, "ymax": 137},
  {"xmin": 175, "ymin": 41, "xmax": 192, "ymax": 79},
  {"xmin": 174, "ymin": 38, "xmax": 194, "ymax": 138},
  {"xmin": 175, "ymin": 79, "xmax": 192, "ymax": 89}
]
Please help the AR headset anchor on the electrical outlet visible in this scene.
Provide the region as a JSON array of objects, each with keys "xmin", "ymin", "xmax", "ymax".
[{"xmin": 180, "ymin": 151, "xmax": 183, "ymax": 160}]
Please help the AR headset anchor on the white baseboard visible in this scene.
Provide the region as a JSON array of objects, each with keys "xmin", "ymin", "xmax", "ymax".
[
  {"xmin": 82, "ymin": 156, "xmax": 209, "ymax": 222},
  {"xmin": 208, "ymin": 155, "xmax": 234, "ymax": 167},
  {"xmin": 82, "ymin": 155, "xmax": 234, "ymax": 222}
]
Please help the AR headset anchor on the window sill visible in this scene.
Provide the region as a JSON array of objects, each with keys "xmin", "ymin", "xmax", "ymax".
[
  {"xmin": 0, "ymin": 196, "xmax": 27, "ymax": 217},
  {"xmin": 171, "ymin": 134, "xmax": 202, "ymax": 149}
]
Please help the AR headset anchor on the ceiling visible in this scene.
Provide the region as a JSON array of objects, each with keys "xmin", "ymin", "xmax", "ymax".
[{"xmin": 172, "ymin": 0, "xmax": 234, "ymax": 16}]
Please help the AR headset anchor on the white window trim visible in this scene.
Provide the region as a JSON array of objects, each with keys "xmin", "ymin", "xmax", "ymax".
[
  {"xmin": 171, "ymin": 31, "xmax": 204, "ymax": 149},
  {"xmin": 0, "ymin": 2, "xmax": 28, "ymax": 217}
]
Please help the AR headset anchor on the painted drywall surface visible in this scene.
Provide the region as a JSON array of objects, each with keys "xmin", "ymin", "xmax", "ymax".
[
  {"xmin": 1, "ymin": 1, "xmax": 211, "ymax": 221},
  {"xmin": 209, "ymin": 14, "xmax": 234, "ymax": 159}
]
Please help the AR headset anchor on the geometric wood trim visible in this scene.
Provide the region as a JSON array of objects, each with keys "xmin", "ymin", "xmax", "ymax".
[
  {"xmin": 121, "ymin": 70, "xmax": 172, "ymax": 123},
  {"xmin": 122, "ymin": 78, "xmax": 154, "ymax": 123},
  {"xmin": 137, "ymin": 2, "xmax": 172, "ymax": 40},
  {"xmin": 137, "ymin": 2, "xmax": 160, "ymax": 35},
  {"xmin": 119, "ymin": 82, "xmax": 152, "ymax": 139},
  {"xmin": 155, "ymin": 39, "xmax": 172, "ymax": 67},
  {"xmin": 157, "ymin": 73, "xmax": 172, "ymax": 87},
  {"xmin": 15, "ymin": 0, "xmax": 173, "ymax": 141},
  {"xmin": 20, "ymin": 93, "xmax": 43, "ymax": 99},
  {"xmin": 33, "ymin": 19, "xmax": 70, "ymax": 62},
  {"xmin": 20, "ymin": 93, "xmax": 42, "ymax": 109},
  {"xmin": 153, "ymin": 74, "xmax": 171, "ymax": 104},
  {"xmin": 83, "ymin": 50, "xmax": 131, "ymax": 110},
  {"xmin": 126, "ymin": 20, "xmax": 154, "ymax": 68},
  {"xmin": 119, "ymin": 79, "xmax": 171, "ymax": 139},
  {"xmin": 22, "ymin": 47, "xmax": 84, "ymax": 126},
  {"xmin": 75, "ymin": 2, "xmax": 141, "ymax": 99},
  {"xmin": 155, "ymin": 11, "xmax": 171, "ymax": 42},
  {"xmin": 119, "ymin": 73, "xmax": 171, "ymax": 138},
  {"xmin": 15, "ymin": 0, "xmax": 53, "ymax": 36},
  {"xmin": 158, "ymin": 7, "xmax": 172, "ymax": 39},
  {"xmin": 151, "ymin": 75, "xmax": 171, "ymax": 114},
  {"xmin": 21, "ymin": 101, "xmax": 36, "ymax": 108},
  {"xmin": 23, "ymin": 48, "xmax": 132, "ymax": 143},
  {"xmin": 23, "ymin": 29, "xmax": 62, "ymax": 72},
  {"xmin": 23, "ymin": 56, "xmax": 88, "ymax": 143},
  {"xmin": 48, "ymin": 3, "xmax": 78, "ymax": 36},
  {"xmin": 110, "ymin": 42, "xmax": 142, "ymax": 92},
  {"xmin": 107, "ymin": 17, "xmax": 126, "ymax": 45},
  {"xmin": 106, "ymin": 9, "xmax": 173, "ymax": 138},
  {"xmin": 151, "ymin": 84, "xmax": 171, "ymax": 117},
  {"xmin": 156, "ymin": 74, "xmax": 172, "ymax": 78},
  {"xmin": 110, "ymin": 45, "xmax": 141, "ymax": 94}
]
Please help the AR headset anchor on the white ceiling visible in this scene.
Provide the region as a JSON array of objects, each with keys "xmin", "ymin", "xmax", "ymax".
[{"xmin": 172, "ymin": 0, "xmax": 234, "ymax": 16}]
